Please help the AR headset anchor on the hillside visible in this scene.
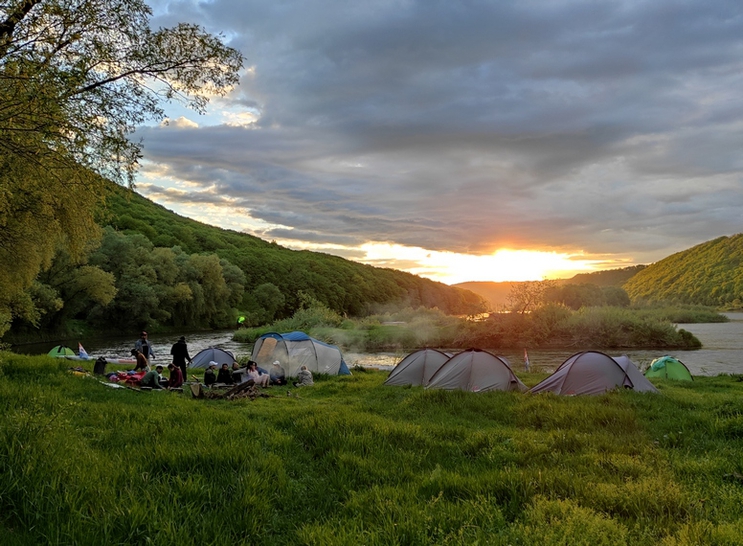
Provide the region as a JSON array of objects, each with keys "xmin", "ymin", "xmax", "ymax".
[
  {"xmin": 623, "ymin": 234, "xmax": 743, "ymax": 307},
  {"xmin": 567, "ymin": 265, "xmax": 646, "ymax": 286},
  {"xmin": 103, "ymin": 186, "xmax": 486, "ymax": 318}
]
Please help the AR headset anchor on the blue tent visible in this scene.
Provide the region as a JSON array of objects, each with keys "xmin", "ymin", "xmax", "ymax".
[{"xmin": 251, "ymin": 331, "xmax": 351, "ymax": 377}]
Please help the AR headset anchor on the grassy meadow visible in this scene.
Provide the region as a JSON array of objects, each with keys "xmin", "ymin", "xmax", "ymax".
[{"xmin": 2, "ymin": 353, "xmax": 743, "ymax": 545}]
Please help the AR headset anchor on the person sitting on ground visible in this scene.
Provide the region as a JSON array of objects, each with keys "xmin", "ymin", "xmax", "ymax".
[
  {"xmin": 140, "ymin": 365, "xmax": 165, "ymax": 389},
  {"xmin": 247, "ymin": 361, "xmax": 270, "ymax": 387},
  {"xmin": 269, "ymin": 360, "xmax": 286, "ymax": 385},
  {"xmin": 204, "ymin": 362, "xmax": 218, "ymax": 387},
  {"xmin": 293, "ymin": 365, "xmax": 314, "ymax": 387},
  {"xmin": 131, "ymin": 348, "xmax": 149, "ymax": 372},
  {"xmin": 167, "ymin": 363, "xmax": 184, "ymax": 389},
  {"xmin": 216, "ymin": 363, "xmax": 234, "ymax": 385},
  {"xmin": 231, "ymin": 362, "xmax": 247, "ymax": 384}
]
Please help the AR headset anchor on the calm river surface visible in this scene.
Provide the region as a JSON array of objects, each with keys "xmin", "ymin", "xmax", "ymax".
[{"xmin": 13, "ymin": 313, "xmax": 743, "ymax": 376}]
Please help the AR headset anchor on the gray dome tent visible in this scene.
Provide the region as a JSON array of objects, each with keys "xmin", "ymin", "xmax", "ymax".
[
  {"xmin": 251, "ymin": 331, "xmax": 350, "ymax": 377},
  {"xmin": 612, "ymin": 355, "xmax": 659, "ymax": 393},
  {"xmin": 384, "ymin": 348, "xmax": 451, "ymax": 387},
  {"xmin": 530, "ymin": 351, "xmax": 659, "ymax": 395},
  {"xmin": 190, "ymin": 347, "xmax": 236, "ymax": 369},
  {"xmin": 426, "ymin": 349, "xmax": 527, "ymax": 393}
]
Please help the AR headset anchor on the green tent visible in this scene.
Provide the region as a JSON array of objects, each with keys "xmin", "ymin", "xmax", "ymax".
[
  {"xmin": 48, "ymin": 345, "xmax": 76, "ymax": 358},
  {"xmin": 645, "ymin": 356, "xmax": 693, "ymax": 381}
]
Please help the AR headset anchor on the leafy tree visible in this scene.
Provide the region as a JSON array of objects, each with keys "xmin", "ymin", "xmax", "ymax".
[
  {"xmin": 601, "ymin": 286, "xmax": 631, "ymax": 307},
  {"xmin": 0, "ymin": 0, "xmax": 242, "ymax": 335},
  {"xmin": 507, "ymin": 280, "xmax": 556, "ymax": 314},
  {"xmin": 252, "ymin": 283, "xmax": 285, "ymax": 324},
  {"xmin": 0, "ymin": 0, "xmax": 242, "ymax": 181}
]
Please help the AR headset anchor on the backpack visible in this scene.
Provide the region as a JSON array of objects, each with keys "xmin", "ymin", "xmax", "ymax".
[{"xmin": 93, "ymin": 357, "xmax": 108, "ymax": 375}]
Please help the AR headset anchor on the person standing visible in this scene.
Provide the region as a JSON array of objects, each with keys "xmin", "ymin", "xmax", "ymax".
[
  {"xmin": 134, "ymin": 331, "xmax": 155, "ymax": 364},
  {"xmin": 170, "ymin": 336, "xmax": 191, "ymax": 383}
]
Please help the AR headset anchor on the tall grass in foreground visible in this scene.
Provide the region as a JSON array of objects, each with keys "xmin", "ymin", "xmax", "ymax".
[{"xmin": 2, "ymin": 353, "xmax": 743, "ymax": 545}]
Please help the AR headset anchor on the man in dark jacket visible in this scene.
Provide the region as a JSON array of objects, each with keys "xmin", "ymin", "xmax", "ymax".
[
  {"xmin": 216, "ymin": 363, "xmax": 234, "ymax": 385},
  {"xmin": 204, "ymin": 362, "xmax": 218, "ymax": 387},
  {"xmin": 170, "ymin": 336, "xmax": 191, "ymax": 383}
]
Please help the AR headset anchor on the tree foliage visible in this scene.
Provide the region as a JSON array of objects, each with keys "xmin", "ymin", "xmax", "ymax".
[
  {"xmin": 544, "ymin": 283, "xmax": 631, "ymax": 310},
  {"xmin": 0, "ymin": 0, "xmax": 242, "ymax": 181},
  {"xmin": 0, "ymin": 0, "xmax": 243, "ymax": 336},
  {"xmin": 568, "ymin": 265, "xmax": 646, "ymax": 287},
  {"xmin": 624, "ymin": 235, "xmax": 743, "ymax": 307}
]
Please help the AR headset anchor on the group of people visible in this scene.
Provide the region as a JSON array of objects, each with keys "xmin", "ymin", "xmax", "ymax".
[
  {"xmin": 202, "ymin": 359, "xmax": 314, "ymax": 389},
  {"xmin": 129, "ymin": 331, "xmax": 314, "ymax": 390},
  {"xmin": 130, "ymin": 331, "xmax": 190, "ymax": 390}
]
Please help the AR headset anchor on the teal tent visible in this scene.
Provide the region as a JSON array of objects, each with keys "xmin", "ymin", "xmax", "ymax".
[{"xmin": 645, "ymin": 356, "xmax": 693, "ymax": 381}]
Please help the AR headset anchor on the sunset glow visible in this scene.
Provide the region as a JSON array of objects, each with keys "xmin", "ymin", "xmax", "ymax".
[{"xmin": 357, "ymin": 244, "xmax": 602, "ymax": 284}]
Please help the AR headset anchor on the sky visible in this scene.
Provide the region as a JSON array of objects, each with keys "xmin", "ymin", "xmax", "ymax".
[{"xmin": 135, "ymin": 0, "xmax": 743, "ymax": 285}]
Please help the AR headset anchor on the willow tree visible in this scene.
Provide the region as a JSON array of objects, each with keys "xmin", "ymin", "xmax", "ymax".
[{"xmin": 0, "ymin": 0, "xmax": 243, "ymax": 335}]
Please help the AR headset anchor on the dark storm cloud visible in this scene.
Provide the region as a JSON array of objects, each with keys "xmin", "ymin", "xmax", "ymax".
[{"xmin": 140, "ymin": 0, "xmax": 743, "ymax": 261}]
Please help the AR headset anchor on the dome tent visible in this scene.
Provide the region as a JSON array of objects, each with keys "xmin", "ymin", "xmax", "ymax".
[
  {"xmin": 611, "ymin": 355, "xmax": 659, "ymax": 393},
  {"xmin": 190, "ymin": 347, "xmax": 237, "ymax": 369},
  {"xmin": 645, "ymin": 356, "xmax": 693, "ymax": 381},
  {"xmin": 251, "ymin": 332, "xmax": 350, "ymax": 377},
  {"xmin": 384, "ymin": 348, "xmax": 451, "ymax": 387},
  {"xmin": 530, "ymin": 351, "xmax": 659, "ymax": 395},
  {"xmin": 426, "ymin": 349, "xmax": 527, "ymax": 393},
  {"xmin": 48, "ymin": 345, "xmax": 76, "ymax": 358}
]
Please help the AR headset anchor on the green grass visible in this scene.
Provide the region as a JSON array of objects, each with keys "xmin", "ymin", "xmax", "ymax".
[{"xmin": 2, "ymin": 353, "xmax": 743, "ymax": 545}]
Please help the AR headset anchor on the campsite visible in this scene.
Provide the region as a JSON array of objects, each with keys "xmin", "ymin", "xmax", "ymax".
[{"xmin": 3, "ymin": 347, "xmax": 743, "ymax": 545}]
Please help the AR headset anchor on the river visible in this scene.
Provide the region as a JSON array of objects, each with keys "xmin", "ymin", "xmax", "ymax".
[{"xmin": 12, "ymin": 312, "xmax": 743, "ymax": 376}]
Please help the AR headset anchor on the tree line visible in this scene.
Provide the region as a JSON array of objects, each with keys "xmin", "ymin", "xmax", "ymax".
[{"xmin": 8, "ymin": 188, "xmax": 487, "ymax": 338}]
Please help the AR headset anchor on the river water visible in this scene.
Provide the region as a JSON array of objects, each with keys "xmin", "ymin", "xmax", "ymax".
[{"xmin": 12, "ymin": 313, "xmax": 743, "ymax": 376}]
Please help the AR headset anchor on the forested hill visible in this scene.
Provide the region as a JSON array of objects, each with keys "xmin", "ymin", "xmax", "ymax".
[
  {"xmin": 567, "ymin": 265, "xmax": 646, "ymax": 286},
  {"xmin": 623, "ymin": 234, "xmax": 743, "ymax": 307},
  {"xmin": 102, "ymin": 186, "xmax": 485, "ymax": 320}
]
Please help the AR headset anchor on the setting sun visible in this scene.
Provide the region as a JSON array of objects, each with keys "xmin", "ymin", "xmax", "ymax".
[{"xmin": 358, "ymin": 243, "xmax": 603, "ymax": 284}]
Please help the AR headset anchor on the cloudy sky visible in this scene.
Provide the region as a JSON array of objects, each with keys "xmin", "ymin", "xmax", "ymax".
[{"xmin": 135, "ymin": 0, "xmax": 743, "ymax": 284}]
